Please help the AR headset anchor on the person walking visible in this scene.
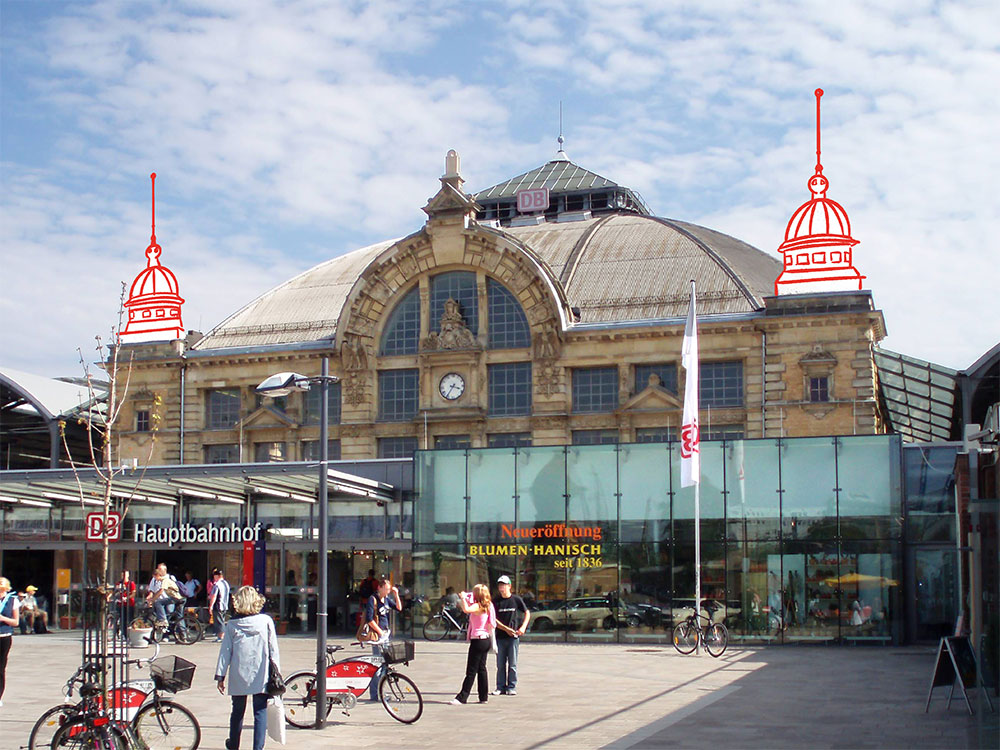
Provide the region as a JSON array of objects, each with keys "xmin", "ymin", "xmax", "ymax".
[
  {"xmin": 209, "ymin": 568, "xmax": 232, "ymax": 642},
  {"xmin": 0, "ymin": 576, "xmax": 22, "ymax": 708},
  {"xmin": 114, "ymin": 571, "xmax": 136, "ymax": 639},
  {"xmin": 215, "ymin": 585, "xmax": 280, "ymax": 750},
  {"xmin": 363, "ymin": 577, "xmax": 401, "ymax": 701},
  {"xmin": 179, "ymin": 570, "xmax": 202, "ymax": 607},
  {"xmin": 449, "ymin": 583, "xmax": 496, "ymax": 705},
  {"xmin": 492, "ymin": 575, "xmax": 529, "ymax": 696}
]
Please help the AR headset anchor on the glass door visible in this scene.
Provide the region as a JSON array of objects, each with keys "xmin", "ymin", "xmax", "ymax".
[{"xmin": 909, "ymin": 546, "xmax": 959, "ymax": 642}]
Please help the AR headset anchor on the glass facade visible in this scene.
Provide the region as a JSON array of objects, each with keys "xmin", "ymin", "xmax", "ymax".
[
  {"xmin": 380, "ymin": 287, "xmax": 420, "ymax": 355},
  {"xmin": 413, "ymin": 435, "xmax": 907, "ymax": 644}
]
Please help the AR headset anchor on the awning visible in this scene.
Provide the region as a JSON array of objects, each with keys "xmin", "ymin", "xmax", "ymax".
[{"xmin": 874, "ymin": 348, "xmax": 959, "ymax": 443}]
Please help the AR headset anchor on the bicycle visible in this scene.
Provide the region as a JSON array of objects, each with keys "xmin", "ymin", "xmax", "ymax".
[
  {"xmin": 672, "ymin": 606, "xmax": 729, "ymax": 657},
  {"xmin": 283, "ymin": 641, "xmax": 423, "ymax": 726},
  {"xmin": 129, "ymin": 600, "xmax": 204, "ymax": 645},
  {"xmin": 422, "ymin": 606, "xmax": 467, "ymax": 641},
  {"xmin": 30, "ymin": 640, "xmax": 201, "ymax": 750}
]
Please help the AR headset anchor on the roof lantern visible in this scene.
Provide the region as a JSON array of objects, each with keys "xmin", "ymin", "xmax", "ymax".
[
  {"xmin": 774, "ymin": 89, "xmax": 865, "ymax": 295},
  {"xmin": 121, "ymin": 173, "xmax": 185, "ymax": 342}
]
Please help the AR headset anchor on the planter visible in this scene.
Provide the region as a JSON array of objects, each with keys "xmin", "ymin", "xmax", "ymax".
[
  {"xmin": 129, "ymin": 627, "xmax": 153, "ymax": 648},
  {"xmin": 59, "ymin": 616, "xmax": 78, "ymax": 630},
  {"xmin": 277, "ymin": 620, "xmax": 288, "ymax": 636}
]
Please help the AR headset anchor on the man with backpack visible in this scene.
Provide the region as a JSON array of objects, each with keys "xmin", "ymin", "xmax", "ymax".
[
  {"xmin": 147, "ymin": 563, "xmax": 186, "ymax": 638},
  {"xmin": 208, "ymin": 568, "xmax": 231, "ymax": 642}
]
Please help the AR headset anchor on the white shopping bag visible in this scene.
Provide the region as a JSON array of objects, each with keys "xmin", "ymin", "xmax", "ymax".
[{"xmin": 267, "ymin": 696, "xmax": 287, "ymax": 745}]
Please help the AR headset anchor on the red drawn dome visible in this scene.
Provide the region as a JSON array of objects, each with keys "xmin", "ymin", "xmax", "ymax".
[
  {"xmin": 779, "ymin": 187, "xmax": 858, "ymax": 254},
  {"xmin": 126, "ymin": 243, "xmax": 183, "ymax": 302}
]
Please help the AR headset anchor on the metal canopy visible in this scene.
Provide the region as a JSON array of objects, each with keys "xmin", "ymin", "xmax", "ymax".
[
  {"xmin": 874, "ymin": 347, "xmax": 959, "ymax": 443},
  {"xmin": 0, "ymin": 460, "xmax": 400, "ymax": 509}
]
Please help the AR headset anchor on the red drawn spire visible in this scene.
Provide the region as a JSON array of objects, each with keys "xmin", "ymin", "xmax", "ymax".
[{"xmin": 145, "ymin": 172, "xmax": 162, "ymax": 268}]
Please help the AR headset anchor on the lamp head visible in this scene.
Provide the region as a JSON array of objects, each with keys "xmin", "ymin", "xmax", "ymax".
[{"xmin": 255, "ymin": 372, "xmax": 310, "ymax": 398}]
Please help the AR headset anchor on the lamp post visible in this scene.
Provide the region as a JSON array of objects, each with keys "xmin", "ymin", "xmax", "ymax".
[{"xmin": 256, "ymin": 359, "xmax": 338, "ymax": 729}]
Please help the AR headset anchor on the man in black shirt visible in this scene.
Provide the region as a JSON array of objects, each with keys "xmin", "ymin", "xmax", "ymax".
[{"xmin": 492, "ymin": 575, "xmax": 529, "ymax": 696}]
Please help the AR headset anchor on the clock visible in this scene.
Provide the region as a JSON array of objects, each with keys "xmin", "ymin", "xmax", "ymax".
[{"xmin": 438, "ymin": 372, "xmax": 466, "ymax": 401}]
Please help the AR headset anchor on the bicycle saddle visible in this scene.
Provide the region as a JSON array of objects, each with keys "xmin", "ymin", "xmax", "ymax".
[
  {"xmin": 326, "ymin": 645, "xmax": 345, "ymax": 654},
  {"xmin": 79, "ymin": 682, "xmax": 102, "ymax": 698}
]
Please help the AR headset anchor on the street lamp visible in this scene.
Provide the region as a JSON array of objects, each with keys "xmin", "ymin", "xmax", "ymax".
[{"xmin": 256, "ymin": 358, "xmax": 339, "ymax": 729}]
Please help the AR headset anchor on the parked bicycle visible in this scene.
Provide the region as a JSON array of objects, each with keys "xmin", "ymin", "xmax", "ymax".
[
  {"xmin": 129, "ymin": 602, "xmax": 204, "ymax": 645},
  {"xmin": 672, "ymin": 605, "xmax": 729, "ymax": 657},
  {"xmin": 422, "ymin": 606, "xmax": 467, "ymax": 641},
  {"xmin": 29, "ymin": 639, "xmax": 201, "ymax": 750},
  {"xmin": 283, "ymin": 641, "xmax": 423, "ymax": 726}
]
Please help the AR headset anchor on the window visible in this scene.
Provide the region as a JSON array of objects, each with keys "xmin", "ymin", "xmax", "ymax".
[
  {"xmin": 434, "ymin": 435, "xmax": 470, "ymax": 450},
  {"xmin": 378, "ymin": 437, "xmax": 418, "ymax": 459},
  {"xmin": 572, "ymin": 367, "xmax": 619, "ymax": 413},
  {"xmin": 254, "ymin": 442, "xmax": 287, "ymax": 462},
  {"xmin": 430, "ymin": 271, "xmax": 478, "ymax": 336},
  {"xmin": 488, "ymin": 432, "xmax": 532, "ymax": 448},
  {"xmin": 204, "ymin": 444, "xmax": 239, "ymax": 464},
  {"xmin": 380, "ymin": 287, "xmax": 420, "ymax": 355},
  {"xmin": 135, "ymin": 409, "xmax": 150, "ymax": 432},
  {"xmin": 301, "ymin": 440, "xmax": 342, "ymax": 461},
  {"xmin": 809, "ymin": 376, "xmax": 830, "ymax": 403},
  {"xmin": 703, "ymin": 425, "xmax": 744, "ymax": 440},
  {"xmin": 700, "ymin": 362, "xmax": 743, "ymax": 408},
  {"xmin": 572, "ymin": 429, "xmax": 618, "ymax": 445},
  {"xmin": 378, "ymin": 369, "xmax": 419, "ymax": 421},
  {"xmin": 635, "ymin": 427, "xmax": 675, "ymax": 443},
  {"xmin": 304, "ymin": 383, "xmax": 342, "ymax": 425},
  {"xmin": 488, "ymin": 362, "xmax": 532, "ymax": 416},
  {"xmin": 255, "ymin": 394, "xmax": 287, "ymax": 412},
  {"xmin": 487, "ymin": 279, "xmax": 530, "ymax": 349},
  {"xmin": 634, "ymin": 363, "xmax": 678, "ymax": 394},
  {"xmin": 206, "ymin": 388, "xmax": 240, "ymax": 429}
]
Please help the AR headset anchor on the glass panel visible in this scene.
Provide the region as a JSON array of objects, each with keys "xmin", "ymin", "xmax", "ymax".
[
  {"xmin": 58, "ymin": 505, "xmax": 87, "ymax": 540},
  {"xmin": 515, "ymin": 446, "xmax": 566, "ymax": 528},
  {"xmin": 206, "ymin": 388, "xmax": 240, "ymax": 429},
  {"xmin": 412, "ymin": 545, "xmax": 467, "ymax": 632},
  {"xmin": 487, "ymin": 279, "xmax": 530, "ymax": 349},
  {"xmin": 519, "ymin": 553, "xmax": 567, "ymax": 643},
  {"xmin": 726, "ymin": 439, "xmax": 780, "ymax": 541},
  {"xmin": 904, "ymin": 445, "xmax": 958, "ymax": 542},
  {"xmin": 377, "ymin": 369, "xmax": 419, "ymax": 422},
  {"xmin": 838, "ymin": 540, "xmax": 900, "ymax": 644},
  {"xmin": 619, "ymin": 442, "xmax": 670, "ymax": 543},
  {"xmin": 186, "ymin": 501, "xmax": 241, "ymax": 526},
  {"xmin": 434, "ymin": 435, "xmax": 470, "ymax": 450},
  {"xmin": 565, "ymin": 548, "xmax": 620, "ymax": 643},
  {"xmin": 913, "ymin": 547, "xmax": 960, "ymax": 641},
  {"xmin": 635, "ymin": 427, "xmax": 675, "ymax": 443},
  {"xmin": 303, "ymin": 383, "xmax": 342, "ymax": 425},
  {"xmin": 619, "ymin": 544, "xmax": 672, "ymax": 642},
  {"xmin": 257, "ymin": 501, "xmax": 311, "ymax": 541},
  {"xmin": 780, "ymin": 437, "xmax": 837, "ymax": 539},
  {"xmin": 468, "ymin": 449, "xmax": 515, "ymax": 541},
  {"xmin": 414, "ymin": 450, "xmax": 466, "ymax": 542},
  {"xmin": 572, "ymin": 367, "xmax": 619, "ymax": 413},
  {"xmin": 301, "ymin": 440, "xmax": 341, "ymax": 461},
  {"xmin": 781, "ymin": 540, "xmax": 841, "ymax": 643},
  {"xmin": 700, "ymin": 361, "xmax": 743, "ymax": 407},
  {"xmin": 571, "ymin": 429, "xmax": 618, "ymax": 445},
  {"xmin": 329, "ymin": 500, "xmax": 385, "ymax": 540},
  {"xmin": 487, "ymin": 432, "xmax": 531, "ymax": 448},
  {"xmin": 567, "ymin": 444, "xmax": 617, "ymax": 533},
  {"xmin": 380, "ymin": 287, "xmax": 420, "ymax": 356},
  {"xmin": 118, "ymin": 502, "xmax": 175, "ymax": 539},
  {"xmin": 672, "ymin": 439, "xmax": 726, "ymax": 543},
  {"xmin": 728, "ymin": 540, "xmax": 780, "ymax": 642},
  {"xmin": 377, "ymin": 437, "xmax": 417, "ymax": 459},
  {"xmin": 488, "ymin": 362, "xmax": 532, "ymax": 416},
  {"xmin": 634, "ymin": 363, "xmax": 678, "ymax": 395},
  {"xmin": 204, "ymin": 444, "xmax": 239, "ymax": 464},
  {"xmin": 430, "ymin": 271, "xmax": 478, "ymax": 336},
  {"xmin": 837, "ymin": 436, "xmax": 901, "ymax": 539}
]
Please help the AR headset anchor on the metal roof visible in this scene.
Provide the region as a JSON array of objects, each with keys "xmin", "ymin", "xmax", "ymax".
[
  {"xmin": 874, "ymin": 348, "xmax": 959, "ymax": 443},
  {"xmin": 0, "ymin": 460, "xmax": 409, "ymax": 509},
  {"xmin": 0, "ymin": 366, "xmax": 107, "ymax": 422}
]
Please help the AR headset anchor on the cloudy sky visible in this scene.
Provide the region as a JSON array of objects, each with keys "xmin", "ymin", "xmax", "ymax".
[{"xmin": 2, "ymin": 0, "xmax": 997, "ymax": 377}]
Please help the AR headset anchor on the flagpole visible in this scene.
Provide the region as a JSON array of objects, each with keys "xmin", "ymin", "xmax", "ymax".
[
  {"xmin": 695, "ymin": 470, "xmax": 701, "ymax": 654},
  {"xmin": 681, "ymin": 278, "xmax": 702, "ymax": 655}
]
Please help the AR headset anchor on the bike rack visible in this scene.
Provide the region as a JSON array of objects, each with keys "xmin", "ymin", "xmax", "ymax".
[{"xmin": 80, "ymin": 577, "xmax": 131, "ymax": 723}]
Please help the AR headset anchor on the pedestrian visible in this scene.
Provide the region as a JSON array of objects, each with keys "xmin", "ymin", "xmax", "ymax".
[
  {"xmin": 209, "ymin": 568, "xmax": 232, "ymax": 642},
  {"xmin": 179, "ymin": 570, "xmax": 202, "ymax": 607},
  {"xmin": 0, "ymin": 576, "xmax": 21, "ymax": 708},
  {"xmin": 492, "ymin": 575, "xmax": 529, "ymax": 696},
  {"xmin": 449, "ymin": 583, "xmax": 496, "ymax": 705},
  {"xmin": 363, "ymin": 577, "xmax": 401, "ymax": 701},
  {"xmin": 146, "ymin": 563, "xmax": 184, "ymax": 630},
  {"xmin": 19, "ymin": 586, "xmax": 50, "ymax": 634},
  {"xmin": 114, "ymin": 571, "xmax": 136, "ymax": 639},
  {"xmin": 215, "ymin": 585, "xmax": 280, "ymax": 750}
]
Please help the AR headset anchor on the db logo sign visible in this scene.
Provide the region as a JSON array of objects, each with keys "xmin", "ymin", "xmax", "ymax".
[
  {"xmin": 86, "ymin": 512, "xmax": 122, "ymax": 542},
  {"xmin": 680, "ymin": 420, "xmax": 700, "ymax": 459},
  {"xmin": 516, "ymin": 187, "xmax": 549, "ymax": 214}
]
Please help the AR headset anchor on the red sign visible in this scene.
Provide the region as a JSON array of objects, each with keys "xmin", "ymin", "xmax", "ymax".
[
  {"xmin": 86, "ymin": 511, "xmax": 122, "ymax": 542},
  {"xmin": 517, "ymin": 187, "xmax": 549, "ymax": 213}
]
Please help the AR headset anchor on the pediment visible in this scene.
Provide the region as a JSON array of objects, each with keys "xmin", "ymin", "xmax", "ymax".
[
  {"xmin": 422, "ymin": 181, "xmax": 480, "ymax": 218},
  {"xmin": 622, "ymin": 385, "xmax": 682, "ymax": 411},
  {"xmin": 239, "ymin": 406, "xmax": 298, "ymax": 430}
]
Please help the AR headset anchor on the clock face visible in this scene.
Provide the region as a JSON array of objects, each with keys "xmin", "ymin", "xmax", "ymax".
[{"xmin": 438, "ymin": 372, "xmax": 466, "ymax": 401}]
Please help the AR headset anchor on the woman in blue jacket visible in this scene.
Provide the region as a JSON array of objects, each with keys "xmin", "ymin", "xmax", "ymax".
[{"xmin": 215, "ymin": 586, "xmax": 280, "ymax": 750}]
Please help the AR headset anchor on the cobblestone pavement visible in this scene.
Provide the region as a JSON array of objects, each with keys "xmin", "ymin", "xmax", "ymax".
[{"xmin": 3, "ymin": 632, "xmax": 995, "ymax": 749}]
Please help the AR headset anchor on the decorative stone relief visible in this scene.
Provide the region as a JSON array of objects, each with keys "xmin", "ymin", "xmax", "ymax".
[
  {"xmin": 533, "ymin": 321, "xmax": 561, "ymax": 361},
  {"xmin": 421, "ymin": 297, "xmax": 479, "ymax": 351},
  {"xmin": 341, "ymin": 335, "xmax": 369, "ymax": 371},
  {"xmin": 535, "ymin": 362, "xmax": 563, "ymax": 396},
  {"xmin": 342, "ymin": 372, "xmax": 368, "ymax": 406}
]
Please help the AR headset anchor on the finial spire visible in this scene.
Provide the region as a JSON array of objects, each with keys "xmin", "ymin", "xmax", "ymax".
[
  {"xmin": 145, "ymin": 172, "xmax": 162, "ymax": 267},
  {"xmin": 814, "ymin": 88, "xmax": 823, "ymax": 174},
  {"xmin": 806, "ymin": 89, "xmax": 829, "ymax": 197},
  {"xmin": 555, "ymin": 101, "xmax": 569, "ymax": 161}
]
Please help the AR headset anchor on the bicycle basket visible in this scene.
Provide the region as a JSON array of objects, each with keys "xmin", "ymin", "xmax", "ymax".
[
  {"xmin": 149, "ymin": 655, "xmax": 196, "ymax": 693},
  {"xmin": 379, "ymin": 640, "xmax": 415, "ymax": 664}
]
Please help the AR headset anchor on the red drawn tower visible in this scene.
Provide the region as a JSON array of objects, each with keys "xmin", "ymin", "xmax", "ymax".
[
  {"xmin": 121, "ymin": 173, "xmax": 185, "ymax": 342},
  {"xmin": 774, "ymin": 89, "xmax": 864, "ymax": 295}
]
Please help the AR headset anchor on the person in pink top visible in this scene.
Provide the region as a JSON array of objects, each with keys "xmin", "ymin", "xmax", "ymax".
[{"xmin": 449, "ymin": 584, "xmax": 497, "ymax": 705}]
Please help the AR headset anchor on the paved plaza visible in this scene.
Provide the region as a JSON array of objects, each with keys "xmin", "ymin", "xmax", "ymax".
[{"xmin": 2, "ymin": 632, "xmax": 995, "ymax": 749}]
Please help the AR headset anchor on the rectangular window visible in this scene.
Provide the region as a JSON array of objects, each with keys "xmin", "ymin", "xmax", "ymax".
[
  {"xmin": 635, "ymin": 426, "xmax": 675, "ymax": 443},
  {"xmin": 488, "ymin": 362, "xmax": 532, "ymax": 416},
  {"xmin": 254, "ymin": 442, "xmax": 287, "ymax": 462},
  {"xmin": 434, "ymin": 435, "xmax": 470, "ymax": 450},
  {"xmin": 700, "ymin": 361, "xmax": 743, "ymax": 408},
  {"xmin": 572, "ymin": 367, "xmax": 619, "ymax": 413},
  {"xmin": 301, "ymin": 440, "xmax": 342, "ymax": 461},
  {"xmin": 572, "ymin": 429, "xmax": 618, "ymax": 445},
  {"xmin": 304, "ymin": 383, "xmax": 342, "ymax": 425},
  {"xmin": 378, "ymin": 437, "xmax": 418, "ymax": 459},
  {"xmin": 809, "ymin": 376, "xmax": 830, "ymax": 402},
  {"xmin": 135, "ymin": 409, "xmax": 150, "ymax": 432},
  {"xmin": 703, "ymin": 425, "xmax": 744, "ymax": 440},
  {"xmin": 255, "ymin": 394, "xmax": 288, "ymax": 412},
  {"xmin": 378, "ymin": 369, "xmax": 419, "ymax": 422},
  {"xmin": 634, "ymin": 363, "xmax": 678, "ymax": 394},
  {"xmin": 487, "ymin": 432, "xmax": 532, "ymax": 448},
  {"xmin": 204, "ymin": 444, "xmax": 239, "ymax": 464},
  {"xmin": 206, "ymin": 388, "xmax": 241, "ymax": 429}
]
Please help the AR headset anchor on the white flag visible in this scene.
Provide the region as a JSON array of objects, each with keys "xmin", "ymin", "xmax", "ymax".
[{"xmin": 680, "ymin": 281, "xmax": 700, "ymax": 487}]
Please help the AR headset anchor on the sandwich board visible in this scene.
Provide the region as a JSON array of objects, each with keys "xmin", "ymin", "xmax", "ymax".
[{"xmin": 924, "ymin": 635, "xmax": 994, "ymax": 715}]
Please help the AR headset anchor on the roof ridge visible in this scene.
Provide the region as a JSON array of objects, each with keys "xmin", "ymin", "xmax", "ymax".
[{"xmin": 558, "ymin": 214, "xmax": 615, "ymax": 289}]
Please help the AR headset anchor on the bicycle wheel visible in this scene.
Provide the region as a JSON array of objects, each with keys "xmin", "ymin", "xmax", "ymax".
[
  {"xmin": 173, "ymin": 615, "xmax": 203, "ymax": 645},
  {"xmin": 51, "ymin": 717, "xmax": 127, "ymax": 749},
  {"xmin": 283, "ymin": 670, "xmax": 323, "ymax": 729},
  {"xmin": 705, "ymin": 623, "xmax": 729, "ymax": 658},
  {"xmin": 422, "ymin": 614, "xmax": 449, "ymax": 641},
  {"xmin": 672, "ymin": 621, "xmax": 699, "ymax": 655},
  {"xmin": 28, "ymin": 702, "xmax": 77, "ymax": 750},
  {"xmin": 133, "ymin": 699, "xmax": 201, "ymax": 750},
  {"xmin": 379, "ymin": 671, "xmax": 423, "ymax": 724}
]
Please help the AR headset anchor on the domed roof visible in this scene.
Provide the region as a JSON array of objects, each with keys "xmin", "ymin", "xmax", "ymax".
[
  {"xmin": 124, "ymin": 242, "xmax": 184, "ymax": 306},
  {"xmin": 778, "ymin": 175, "xmax": 858, "ymax": 254}
]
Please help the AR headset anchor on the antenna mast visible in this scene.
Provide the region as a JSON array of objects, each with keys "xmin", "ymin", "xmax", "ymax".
[{"xmin": 814, "ymin": 88, "xmax": 823, "ymax": 173}]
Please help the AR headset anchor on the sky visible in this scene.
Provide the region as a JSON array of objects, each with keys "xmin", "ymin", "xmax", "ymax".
[{"xmin": 1, "ymin": 0, "xmax": 998, "ymax": 378}]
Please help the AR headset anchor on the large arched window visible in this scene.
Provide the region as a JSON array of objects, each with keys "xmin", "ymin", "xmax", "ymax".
[
  {"xmin": 380, "ymin": 287, "xmax": 420, "ymax": 355},
  {"xmin": 487, "ymin": 278, "xmax": 530, "ymax": 349},
  {"xmin": 430, "ymin": 271, "xmax": 478, "ymax": 336}
]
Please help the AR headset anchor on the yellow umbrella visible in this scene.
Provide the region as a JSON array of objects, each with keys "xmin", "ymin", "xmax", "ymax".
[{"xmin": 823, "ymin": 572, "xmax": 898, "ymax": 586}]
